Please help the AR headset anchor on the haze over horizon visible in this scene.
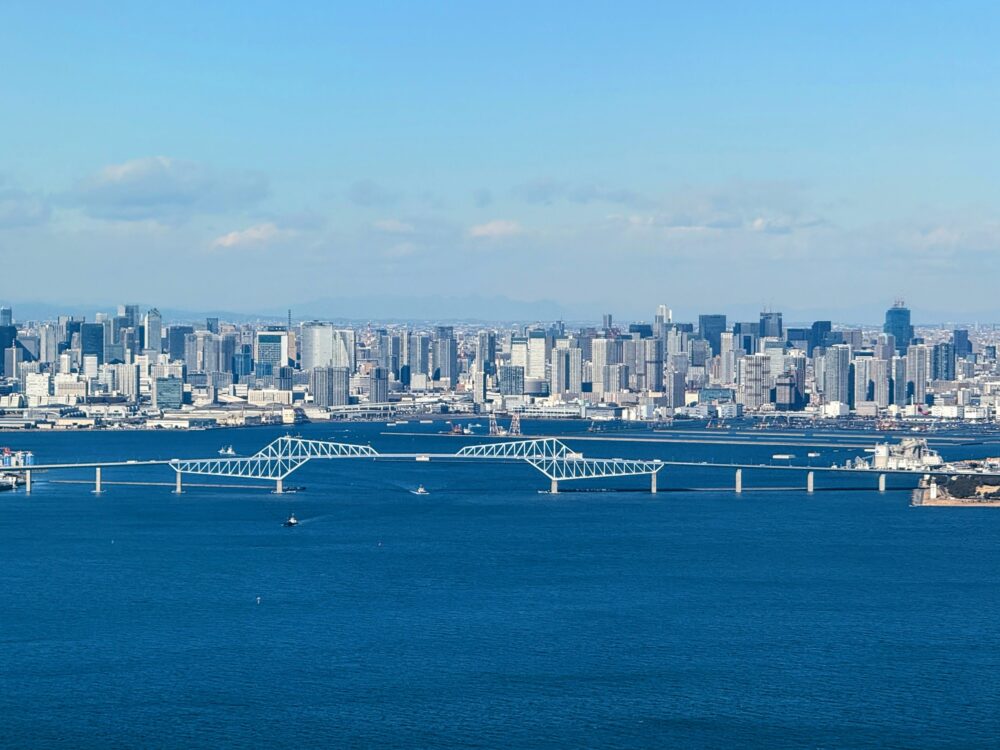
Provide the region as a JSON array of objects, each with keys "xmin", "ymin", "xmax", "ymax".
[{"xmin": 3, "ymin": 2, "xmax": 1000, "ymax": 318}]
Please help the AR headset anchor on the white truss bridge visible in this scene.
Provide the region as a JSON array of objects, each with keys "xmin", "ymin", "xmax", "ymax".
[{"xmin": 167, "ymin": 435, "xmax": 664, "ymax": 493}]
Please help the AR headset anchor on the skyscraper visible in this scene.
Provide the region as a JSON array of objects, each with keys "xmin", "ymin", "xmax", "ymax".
[
  {"xmin": 738, "ymin": 354, "xmax": 771, "ymax": 409},
  {"xmin": 759, "ymin": 310, "xmax": 783, "ymax": 339},
  {"xmin": 883, "ymin": 301, "xmax": 913, "ymax": 354},
  {"xmin": 0, "ymin": 306, "xmax": 12, "ymax": 327},
  {"xmin": 475, "ymin": 331, "xmax": 496, "ymax": 375},
  {"xmin": 822, "ymin": 345, "xmax": 852, "ymax": 404},
  {"xmin": 299, "ymin": 322, "xmax": 335, "ymax": 370},
  {"xmin": 953, "ymin": 329, "xmax": 971, "ymax": 358},
  {"xmin": 80, "ymin": 322, "xmax": 105, "ymax": 365},
  {"xmin": 143, "ymin": 309, "xmax": 163, "ymax": 353},
  {"xmin": 432, "ymin": 326, "xmax": 458, "ymax": 386},
  {"xmin": 698, "ymin": 314, "xmax": 727, "ymax": 356}
]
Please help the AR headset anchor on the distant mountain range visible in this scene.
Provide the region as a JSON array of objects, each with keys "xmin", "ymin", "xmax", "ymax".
[{"xmin": 0, "ymin": 296, "xmax": 994, "ymax": 327}]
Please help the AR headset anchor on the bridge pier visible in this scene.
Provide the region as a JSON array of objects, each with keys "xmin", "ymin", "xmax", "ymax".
[
  {"xmin": 735, "ymin": 469, "xmax": 742, "ymax": 494},
  {"xmin": 878, "ymin": 474, "xmax": 886, "ymax": 493},
  {"xmin": 93, "ymin": 467, "xmax": 102, "ymax": 495},
  {"xmin": 807, "ymin": 471, "xmax": 814, "ymax": 494},
  {"xmin": 650, "ymin": 472, "xmax": 657, "ymax": 494},
  {"xmin": 174, "ymin": 471, "xmax": 183, "ymax": 494},
  {"xmin": 550, "ymin": 479, "xmax": 559, "ymax": 495},
  {"xmin": 275, "ymin": 478, "xmax": 284, "ymax": 495},
  {"xmin": 25, "ymin": 470, "xmax": 31, "ymax": 494}
]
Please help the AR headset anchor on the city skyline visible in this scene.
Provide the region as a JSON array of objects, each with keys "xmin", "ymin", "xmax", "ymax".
[{"xmin": 4, "ymin": 3, "xmax": 1000, "ymax": 317}]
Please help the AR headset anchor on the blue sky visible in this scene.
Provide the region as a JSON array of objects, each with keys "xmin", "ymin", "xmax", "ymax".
[{"xmin": 2, "ymin": 2, "xmax": 1000, "ymax": 321}]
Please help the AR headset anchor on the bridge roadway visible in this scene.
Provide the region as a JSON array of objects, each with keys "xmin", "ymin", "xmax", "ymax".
[{"xmin": 4, "ymin": 433, "xmax": 995, "ymax": 495}]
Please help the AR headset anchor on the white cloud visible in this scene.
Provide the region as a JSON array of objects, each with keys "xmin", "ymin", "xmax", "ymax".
[
  {"xmin": 468, "ymin": 219, "xmax": 523, "ymax": 239},
  {"xmin": 373, "ymin": 218, "xmax": 415, "ymax": 234},
  {"xmin": 212, "ymin": 222, "xmax": 289, "ymax": 249},
  {"xmin": 74, "ymin": 156, "xmax": 267, "ymax": 221},
  {"xmin": 0, "ymin": 188, "xmax": 50, "ymax": 228}
]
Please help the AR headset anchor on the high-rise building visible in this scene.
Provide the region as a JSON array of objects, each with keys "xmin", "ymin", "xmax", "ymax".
[
  {"xmin": 255, "ymin": 330, "xmax": 289, "ymax": 375},
  {"xmin": 822, "ymin": 345, "xmax": 852, "ymax": 405},
  {"xmin": 498, "ymin": 364, "xmax": 525, "ymax": 395},
  {"xmin": 550, "ymin": 347, "xmax": 583, "ymax": 396},
  {"xmin": 143, "ymin": 309, "xmax": 163, "ymax": 353},
  {"xmin": 80, "ymin": 322, "xmax": 105, "ymax": 365},
  {"xmin": 698, "ymin": 314, "xmax": 727, "ymax": 356},
  {"xmin": 738, "ymin": 353, "xmax": 771, "ymax": 409},
  {"xmin": 591, "ymin": 337, "xmax": 622, "ymax": 395},
  {"xmin": 809, "ymin": 321, "xmax": 832, "ymax": 355},
  {"xmin": 432, "ymin": 327, "xmax": 458, "ymax": 386},
  {"xmin": 931, "ymin": 342, "xmax": 956, "ymax": 381},
  {"xmin": 369, "ymin": 366, "xmax": 389, "ymax": 403},
  {"xmin": 0, "ymin": 306, "xmax": 12, "ymax": 327},
  {"xmin": 152, "ymin": 376, "xmax": 184, "ymax": 409},
  {"xmin": 0, "ymin": 325, "xmax": 16, "ymax": 377},
  {"xmin": 167, "ymin": 325, "xmax": 194, "ymax": 361},
  {"xmin": 311, "ymin": 366, "xmax": 350, "ymax": 406},
  {"xmin": 905, "ymin": 344, "xmax": 932, "ymax": 405},
  {"xmin": 475, "ymin": 331, "xmax": 496, "ymax": 376},
  {"xmin": 642, "ymin": 337, "xmax": 664, "ymax": 391},
  {"xmin": 299, "ymin": 322, "xmax": 335, "ymax": 370},
  {"xmin": 759, "ymin": 310, "xmax": 783, "ymax": 339},
  {"xmin": 883, "ymin": 301, "xmax": 913, "ymax": 354},
  {"xmin": 953, "ymin": 329, "xmax": 972, "ymax": 358},
  {"xmin": 526, "ymin": 331, "xmax": 549, "ymax": 380}
]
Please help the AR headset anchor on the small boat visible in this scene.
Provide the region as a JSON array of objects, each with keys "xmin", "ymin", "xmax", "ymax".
[
  {"xmin": 283, "ymin": 513, "xmax": 299, "ymax": 527},
  {"xmin": 218, "ymin": 445, "xmax": 236, "ymax": 456},
  {"xmin": 771, "ymin": 454, "xmax": 795, "ymax": 460},
  {"xmin": 419, "ymin": 420, "xmax": 433, "ymax": 424},
  {"xmin": 411, "ymin": 485, "xmax": 429, "ymax": 496}
]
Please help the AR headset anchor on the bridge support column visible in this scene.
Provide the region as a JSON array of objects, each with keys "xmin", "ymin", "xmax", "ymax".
[
  {"xmin": 275, "ymin": 478, "xmax": 284, "ymax": 495},
  {"xmin": 650, "ymin": 472, "xmax": 657, "ymax": 494},
  {"xmin": 174, "ymin": 472, "xmax": 183, "ymax": 494},
  {"xmin": 25, "ymin": 470, "xmax": 31, "ymax": 494},
  {"xmin": 94, "ymin": 467, "xmax": 102, "ymax": 495},
  {"xmin": 735, "ymin": 469, "xmax": 743, "ymax": 494},
  {"xmin": 807, "ymin": 471, "xmax": 814, "ymax": 494},
  {"xmin": 550, "ymin": 479, "xmax": 558, "ymax": 495},
  {"xmin": 879, "ymin": 474, "xmax": 886, "ymax": 493}
]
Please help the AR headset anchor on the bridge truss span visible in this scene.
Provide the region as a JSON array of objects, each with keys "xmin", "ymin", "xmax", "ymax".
[
  {"xmin": 455, "ymin": 438, "xmax": 573, "ymax": 460},
  {"xmin": 168, "ymin": 435, "xmax": 662, "ymax": 494}
]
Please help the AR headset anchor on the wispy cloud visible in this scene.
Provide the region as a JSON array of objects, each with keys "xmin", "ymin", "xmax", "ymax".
[
  {"xmin": 513, "ymin": 179, "xmax": 654, "ymax": 209},
  {"xmin": 468, "ymin": 219, "xmax": 523, "ymax": 239},
  {"xmin": 212, "ymin": 222, "xmax": 290, "ymax": 249},
  {"xmin": 0, "ymin": 187, "xmax": 50, "ymax": 228},
  {"xmin": 372, "ymin": 218, "xmax": 415, "ymax": 234},
  {"xmin": 473, "ymin": 188, "xmax": 493, "ymax": 208},
  {"xmin": 348, "ymin": 180, "xmax": 401, "ymax": 208},
  {"xmin": 73, "ymin": 156, "xmax": 267, "ymax": 221}
]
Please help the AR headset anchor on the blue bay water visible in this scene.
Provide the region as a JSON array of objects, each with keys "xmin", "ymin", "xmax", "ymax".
[{"xmin": 2, "ymin": 422, "xmax": 1000, "ymax": 748}]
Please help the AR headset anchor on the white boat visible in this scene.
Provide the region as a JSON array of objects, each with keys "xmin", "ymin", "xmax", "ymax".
[
  {"xmin": 772, "ymin": 454, "xmax": 795, "ymax": 460},
  {"xmin": 411, "ymin": 485, "xmax": 429, "ymax": 496},
  {"xmin": 218, "ymin": 445, "xmax": 236, "ymax": 456},
  {"xmin": 283, "ymin": 513, "xmax": 299, "ymax": 527},
  {"xmin": 415, "ymin": 455, "xmax": 431, "ymax": 462},
  {"xmin": 419, "ymin": 420, "xmax": 433, "ymax": 424}
]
